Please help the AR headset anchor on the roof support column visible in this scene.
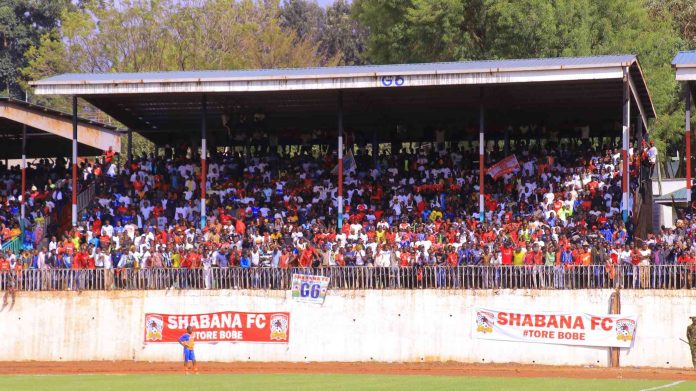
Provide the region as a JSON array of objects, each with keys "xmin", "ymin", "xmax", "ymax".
[
  {"xmin": 479, "ymin": 102, "xmax": 485, "ymax": 223},
  {"xmin": 686, "ymin": 88, "xmax": 692, "ymax": 204},
  {"xmin": 372, "ymin": 130, "xmax": 378, "ymax": 168},
  {"xmin": 127, "ymin": 128, "xmax": 133, "ymax": 167},
  {"xmin": 20, "ymin": 123, "xmax": 26, "ymax": 234},
  {"xmin": 622, "ymin": 67, "xmax": 631, "ymax": 222},
  {"xmin": 636, "ymin": 116, "xmax": 646, "ymax": 185},
  {"xmin": 71, "ymin": 96, "xmax": 78, "ymax": 227},
  {"xmin": 337, "ymin": 91, "xmax": 344, "ymax": 232},
  {"xmin": 200, "ymin": 94, "xmax": 207, "ymax": 229},
  {"xmin": 504, "ymin": 125, "xmax": 510, "ymax": 156}
]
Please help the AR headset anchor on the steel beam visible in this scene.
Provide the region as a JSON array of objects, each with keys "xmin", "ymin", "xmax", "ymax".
[
  {"xmin": 200, "ymin": 95, "xmax": 207, "ymax": 229},
  {"xmin": 687, "ymin": 89, "xmax": 692, "ymax": 203},
  {"xmin": 72, "ymin": 96, "xmax": 78, "ymax": 227},
  {"xmin": 0, "ymin": 100, "xmax": 120, "ymax": 151},
  {"xmin": 337, "ymin": 91, "xmax": 344, "ymax": 232},
  {"xmin": 622, "ymin": 67, "xmax": 631, "ymax": 222}
]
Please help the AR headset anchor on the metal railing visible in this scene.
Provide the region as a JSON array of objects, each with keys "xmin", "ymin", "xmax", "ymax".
[
  {"xmin": 1, "ymin": 265, "xmax": 695, "ymax": 292},
  {"xmin": 77, "ymin": 181, "xmax": 96, "ymax": 213},
  {"xmin": 43, "ymin": 212, "xmax": 52, "ymax": 233},
  {"xmin": 1, "ymin": 237, "xmax": 22, "ymax": 255}
]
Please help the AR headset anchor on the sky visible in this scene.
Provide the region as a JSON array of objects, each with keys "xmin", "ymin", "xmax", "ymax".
[
  {"xmin": 316, "ymin": 0, "xmax": 350, "ymax": 7},
  {"xmin": 111, "ymin": 0, "xmax": 348, "ymax": 8}
]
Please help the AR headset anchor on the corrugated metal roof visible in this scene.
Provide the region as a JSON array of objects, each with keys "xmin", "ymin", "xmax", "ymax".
[
  {"xmin": 34, "ymin": 54, "xmax": 638, "ymax": 85},
  {"xmin": 654, "ymin": 187, "xmax": 689, "ymax": 202},
  {"xmin": 29, "ymin": 54, "xmax": 657, "ymax": 127},
  {"xmin": 672, "ymin": 51, "xmax": 696, "ymax": 67}
]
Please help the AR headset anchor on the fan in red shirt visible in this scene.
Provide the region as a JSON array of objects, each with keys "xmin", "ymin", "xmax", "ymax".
[
  {"xmin": 501, "ymin": 246, "xmax": 513, "ymax": 265},
  {"xmin": 334, "ymin": 250, "xmax": 345, "ymax": 267},
  {"xmin": 524, "ymin": 250, "xmax": 536, "ymax": 266},
  {"xmin": 133, "ymin": 179, "xmax": 144, "ymax": 192},
  {"xmin": 185, "ymin": 250, "xmax": 201, "ymax": 269},
  {"xmin": 86, "ymin": 253, "xmax": 95, "ymax": 269},
  {"xmin": 219, "ymin": 212, "xmax": 232, "ymax": 225},
  {"xmin": 73, "ymin": 250, "xmax": 88, "ymax": 269},
  {"xmin": 104, "ymin": 147, "xmax": 115, "ymax": 164},
  {"xmin": 400, "ymin": 250, "xmax": 411, "ymax": 267},
  {"xmin": 300, "ymin": 246, "xmax": 315, "ymax": 268},
  {"xmin": 234, "ymin": 219, "xmax": 246, "ymax": 235},
  {"xmin": 447, "ymin": 250, "xmax": 459, "ymax": 267},
  {"xmin": 279, "ymin": 249, "xmax": 290, "ymax": 269},
  {"xmin": 92, "ymin": 218, "xmax": 102, "ymax": 236}
]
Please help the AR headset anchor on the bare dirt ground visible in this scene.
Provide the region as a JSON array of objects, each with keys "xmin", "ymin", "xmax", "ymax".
[{"xmin": 1, "ymin": 361, "xmax": 695, "ymax": 380}]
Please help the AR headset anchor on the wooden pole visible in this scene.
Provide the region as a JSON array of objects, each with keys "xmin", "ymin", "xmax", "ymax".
[{"xmin": 609, "ymin": 287, "xmax": 621, "ymax": 368}]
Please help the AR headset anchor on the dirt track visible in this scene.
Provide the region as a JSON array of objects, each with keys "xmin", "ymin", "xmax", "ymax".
[{"xmin": 1, "ymin": 362, "xmax": 695, "ymax": 380}]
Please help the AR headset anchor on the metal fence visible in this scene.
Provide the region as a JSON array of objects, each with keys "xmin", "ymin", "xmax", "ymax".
[
  {"xmin": 1, "ymin": 265, "xmax": 695, "ymax": 292},
  {"xmin": 77, "ymin": 180, "xmax": 96, "ymax": 213},
  {"xmin": 1, "ymin": 237, "xmax": 22, "ymax": 255}
]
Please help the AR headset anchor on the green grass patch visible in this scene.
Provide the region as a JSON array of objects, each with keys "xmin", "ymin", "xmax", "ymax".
[{"xmin": 0, "ymin": 374, "xmax": 690, "ymax": 391}]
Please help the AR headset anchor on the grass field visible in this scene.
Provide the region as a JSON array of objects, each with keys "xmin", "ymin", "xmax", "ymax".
[{"xmin": 0, "ymin": 374, "xmax": 691, "ymax": 391}]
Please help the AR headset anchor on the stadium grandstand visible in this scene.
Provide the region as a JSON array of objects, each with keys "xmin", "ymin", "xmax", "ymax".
[
  {"xmin": 0, "ymin": 54, "xmax": 677, "ymax": 292},
  {"xmin": 1, "ymin": 49, "xmax": 696, "ymax": 383}
]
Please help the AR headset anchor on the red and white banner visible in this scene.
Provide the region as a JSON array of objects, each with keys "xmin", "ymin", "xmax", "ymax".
[
  {"xmin": 474, "ymin": 308, "xmax": 636, "ymax": 348},
  {"xmin": 486, "ymin": 155, "xmax": 520, "ymax": 179},
  {"xmin": 144, "ymin": 311, "xmax": 290, "ymax": 344}
]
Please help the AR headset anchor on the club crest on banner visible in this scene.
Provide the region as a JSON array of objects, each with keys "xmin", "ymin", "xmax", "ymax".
[
  {"xmin": 145, "ymin": 314, "xmax": 164, "ymax": 341},
  {"xmin": 476, "ymin": 310, "xmax": 495, "ymax": 334},
  {"xmin": 616, "ymin": 318, "xmax": 636, "ymax": 342},
  {"xmin": 270, "ymin": 313, "xmax": 289, "ymax": 341}
]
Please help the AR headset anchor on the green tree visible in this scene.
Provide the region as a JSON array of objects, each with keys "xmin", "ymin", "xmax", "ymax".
[
  {"xmin": 648, "ymin": 0, "xmax": 696, "ymax": 48},
  {"xmin": 322, "ymin": 0, "xmax": 368, "ymax": 65},
  {"xmin": 353, "ymin": 0, "xmax": 490, "ymax": 63},
  {"xmin": 22, "ymin": 0, "xmax": 333, "ymax": 155},
  {"xmin": 0, "ymin": 0, "xmax": 66, "ymax": 98},
  {"xmin": 645, "ymin": 0, "xmax": 695, "ymax": 160},
  {"xmin": 280, "ymin": 0, "xmax": 325, "ymax": 43},
  {"xmin": 280, "ymin": 0, "xmax": 367, "ymax": 65},
  {"xmin": 25, "ymin": 0, "xmax": 330, "ymax": 75},
  {"xmin": 354, "ymin": 0, "xmax": 684, "ymax": 154}
]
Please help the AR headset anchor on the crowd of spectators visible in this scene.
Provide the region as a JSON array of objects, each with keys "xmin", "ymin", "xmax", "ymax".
[
  {"xmin": 0, "ymin": 156, "xmax": 77, "ymax": 248},
  {"xmin": 2, "ymin": 133, "xmax": 694, "ymax": 291}
]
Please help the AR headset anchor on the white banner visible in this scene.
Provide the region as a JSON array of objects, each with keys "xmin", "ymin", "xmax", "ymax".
[
  {"xmin": 474, "ymin": 308, "xmax": 637, "ymax": 348},
  {"xmin": 291, "ymin": 274, "xmax": 330, "ymax": 304}
]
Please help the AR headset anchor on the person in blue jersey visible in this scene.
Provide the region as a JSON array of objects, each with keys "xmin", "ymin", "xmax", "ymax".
[{"xmin": 178, "ymin": 326, "xmax": 198, "ymax": 374}]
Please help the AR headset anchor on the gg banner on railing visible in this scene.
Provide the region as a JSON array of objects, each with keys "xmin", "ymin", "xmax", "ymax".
[
  {"xmin": 144, "ymin": 312, "xmax": 290, "ymax": 344},
  {"xmin": 291, "ymin": 274, "xmax": 330, "ymax": 304},
  {"xmin": 474, "ymin": 308, "xmax": 637, "ymax": 348}
]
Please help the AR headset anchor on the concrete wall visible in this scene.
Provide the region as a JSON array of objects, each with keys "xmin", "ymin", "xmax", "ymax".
[
  {"xmin": 653, "ymin": 204, "xmax": 675, "ymax": 229},
  {"xmin": 652, "ymin": 178, "xmax": 684, "ymax": 198},
  {"xmin": 1, "ymin": 289, "xmax": 695, "ymax": 368}
]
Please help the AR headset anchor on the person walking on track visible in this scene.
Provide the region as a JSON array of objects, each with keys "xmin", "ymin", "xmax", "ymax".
[{"xmin": 688, "ymin": 316, "xmax": 696, "ymax": 369}]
